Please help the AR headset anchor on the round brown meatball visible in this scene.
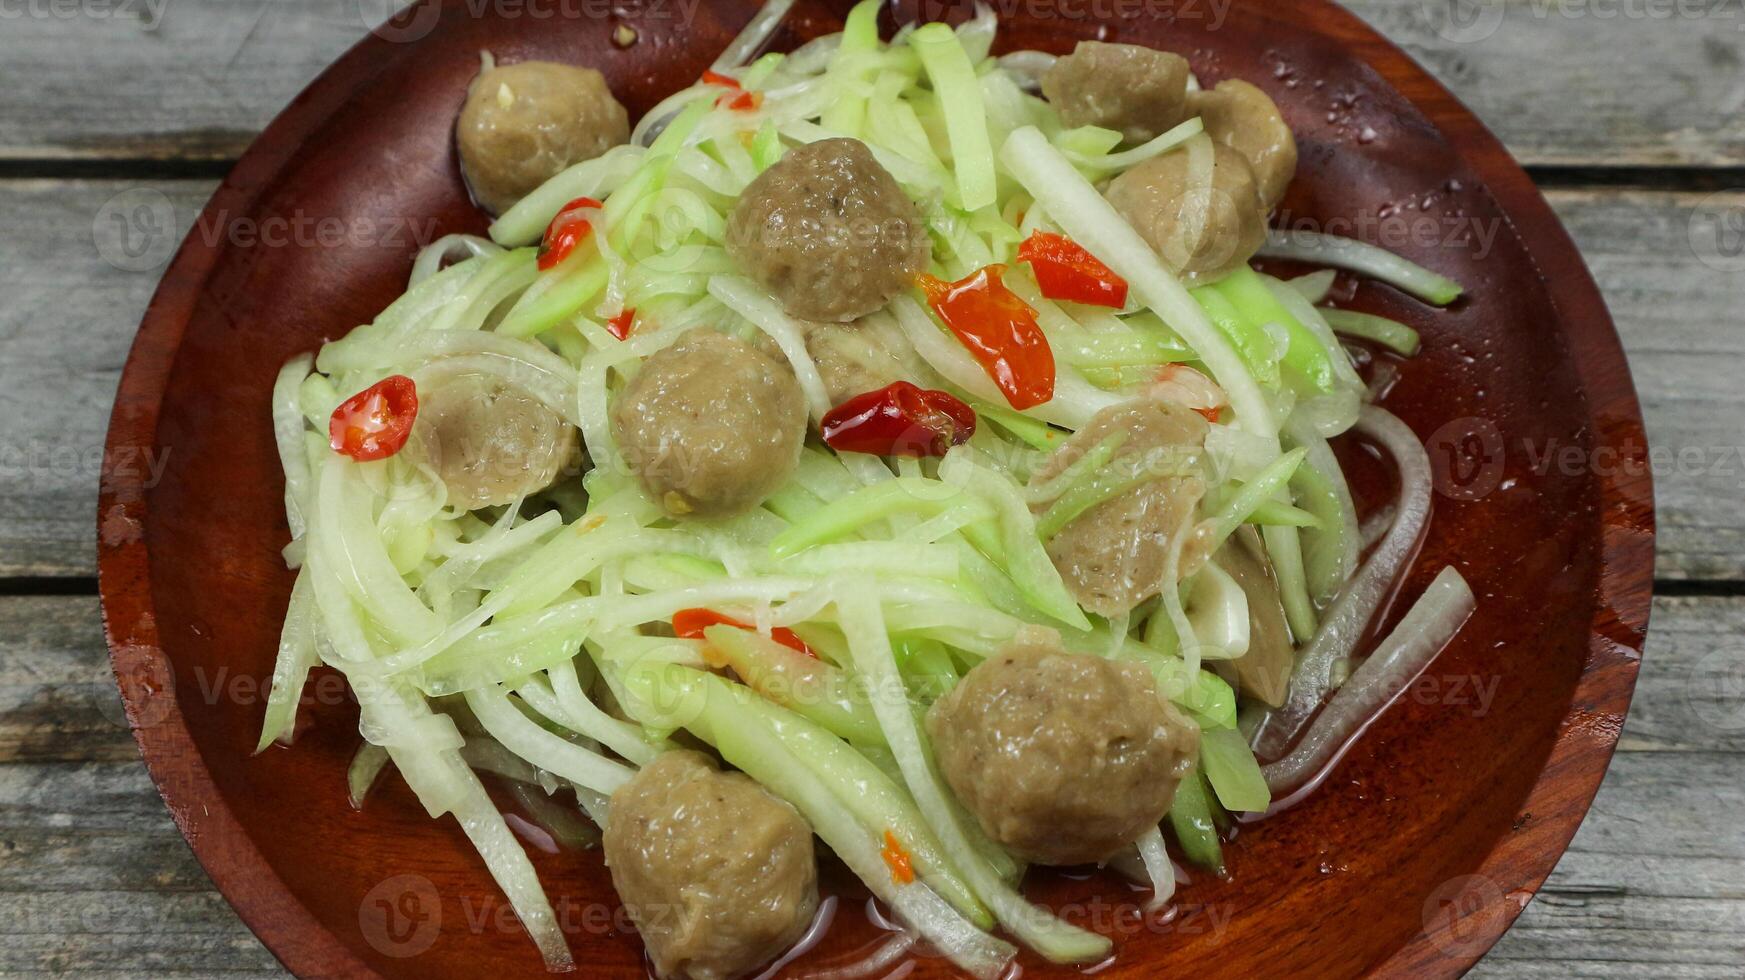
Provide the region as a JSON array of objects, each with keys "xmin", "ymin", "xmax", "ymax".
[
  {"xmin": 1041, "ymin": 41, "xmax": 1192, "ymax": 145},
  {"xmin": 416, "ymin": 369, "xmax": 578, "ymax": 510},
  {"xmin": 726, "ymin": 138, "xmax": 928, "ymax": 323},
  {"xmin": 1106, "ymin": 140, "xmax": 1268, "ymax": 282},
  {"xmin": 604, "ymin": 751, "xmax": 819, "ymax": 980},
  {"xmin": 1189, "ymin": 78, "xmax": 1297, "ymax": 210},
  {"xmin": 1031, "ymin": 399, "xmax": 1210, "ymax": 617},
  {"xmin": 457, "ymin": 60, "xmax": 630, "ymax": 216},
  {"xmin": 927, "ymin": 636, "xmax": 1200, "ymax": 866},
  {"xmin": 612, "ymin": 330, "xmax": 807, "ymax": 518}
]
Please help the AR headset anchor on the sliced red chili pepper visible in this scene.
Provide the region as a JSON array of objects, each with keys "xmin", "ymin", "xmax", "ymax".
[
  {"xmin": 882, "ymin": 830, "xmax": 915, "ymax": 885},
  {"xmin": 716, "ymin": 89, "xmax": 763, "ymax": 112},
  {"xmin": 1017, "ymin": 230, "xmax": 1129, "ymax": 308},
  {"xmin": 537, "ymin": 196, "xmax": 602, "ymax": 272},
  {"xmin": 701, "ymin": 69, "xmax": 741, "ymax": 89},
  {"xmin": 328, "ymin": 375, "xmax": 418, "ymax": 462},
  {"xmin": 606, "ymin": 308, "xmax": 636, "ymax": 341},
  {"xmin": 821, "ymin": 381, "xmax": 976, "ymax": 458},
  {"xmin": 672, "ymin": 608, "xmax": 813, "ymax": 658},
  {"xmin": 918, "ymin": 264, "xmax": 1056, "ymax": 410}
]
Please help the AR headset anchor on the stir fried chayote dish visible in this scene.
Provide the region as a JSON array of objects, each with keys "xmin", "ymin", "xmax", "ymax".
[{"xmin": 265, "ymin": 3, "xmax": 1477, "ymax": 976}]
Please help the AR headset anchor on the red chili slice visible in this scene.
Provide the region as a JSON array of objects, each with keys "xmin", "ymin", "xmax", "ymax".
[
  {"xmin": 918, "ymin": 264, "xmax": 1056, "ymax": 410},
  {"xmin": 717, "ymin": 89, "xmax": 763, "ymax": 112},
  {"xmin": 1017, "ymin": 231, "xmax": 1129, "ymax": 308},
  {"xmin": 821, "ymin": 381, "xmax": 977, "ymax": 458},
  {"xmin": 537, "ymin": 196, "xmax": 603, "ymax": 272},
  {"xmin": 328, "ymin": 375, "xmax": 418, "ymax": 462},
  {"xmin": 882, "ymin": 830, "xmax": 916, "ymax": 885},
  {"xmin": 672, "ymin": 608, "xmax": 813, "ymax": 658},
  {"xmin": 701, "ymin": 69, "xmax": 741, "ymax": 89},
  {"xmin": 606, "ymin": 308, "xmax": 636, "ymax": 341}
]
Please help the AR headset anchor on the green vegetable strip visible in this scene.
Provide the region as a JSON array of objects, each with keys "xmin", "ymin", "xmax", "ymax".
[
  {"xmin": 256, "ymin": 572, "xmax": 318, "ymax": 752},
  {"xmin": 1321, "ymin": 308, "xmax": 1422, "ymax": 356},
  {"xmin": 966, "ymin": 394, "xmax": 1062, "ymax": 451},
  {"xmin": 703, "ymin": 625, "xmax": 885, "ymax": 745},
  {"xmin": 1287, "ymin": 451, "xmax": 1354, "ymax": 605},
  {"xmin": 1192, "ymin": 283, "xmax": 1281, "ymax": 387},
  {"xmin": 1211, "ymin": 266, "xmax": 1336, "ymax": 395},
  {"xmin": 771, "ymin": 479, "xmax": 989, "ymax": 559},
  {"xmin": 498, "ymin": 98, "xmax": 712, "ymax": 338},
  {"xmin": 1037, "ymin": 455, "xmax": 1156, "ymax": 539},
  {"xmin": 896, "ymin": 636, "xmax": 960, "ymax": 699},
  {"xmin": 762, "ymin": 482, "xmax": 825, "ymax": 524},
  {"xmin": 1246, "ymin": 499, "xmax": 1321, "ymax": 528},
  {"xmin": 819, "ymin": 0, "xmax": 882, "ymax": 135},
  {"xmin": 1199, "ymin": 726, "xmax": 1271, "ymax": 813},
  {"xmin": 912, "ymin": 23, "xmax": 997, "ymax": 211},
  {"xmin": 465, "ymin": 688, "xmax": 636, "ymax": 795},
  {"xmin": 1025, "ymin": 431, "xmax": 1127, "ymax": 505},
  {"xmin": 1260, "ymin": 229, "xmax": 1464, "ymax": 305},
  {"xmin": 1055, "ymin": 125, "xmax": 1123, "ymax": 157},
  {"xmin": 750, "ymin": 120, "xmax": 784, "ymax": 170},
  {"xmin": 1166, "ymin": 767, "xmax": 1225, "ymax": 872},
  {"xmin": 941, "ymin": 448, "xmax": 1091, "ymax": 631},
  {"xmin": 1203, "ymin": 448, "xmax": 1307, "ymax": 553},
  {"xmin": 1265, "ymin": 523, "xmax": 1320, "ymax": 641},
  {"xmin": 496, "ymin": 256, "xmax": 609, "ymax": 338},
  {"xmin": 628, "ymin": 665, "xmax": 1012, "ymax": 975},
  {"xmin": 725, "ymin": 681, "xmax": 991, "ymax": 925},
  {"xmin": 837, "ymin": 591, "xmax": 1112, "ymax": 964}
]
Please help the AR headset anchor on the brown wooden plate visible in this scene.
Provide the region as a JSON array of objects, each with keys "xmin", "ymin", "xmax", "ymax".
[{"xmin": 97, "ymin": 0, "xmax": 1654, "ymax": 976}]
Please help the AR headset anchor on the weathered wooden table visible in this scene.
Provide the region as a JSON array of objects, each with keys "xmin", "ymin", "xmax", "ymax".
[{"xmin": 1, "ymin": 0, "xmax": 1740, "ymax": 975}]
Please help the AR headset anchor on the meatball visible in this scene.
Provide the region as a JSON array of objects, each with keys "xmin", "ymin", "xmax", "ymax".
[
  {"xmin": 927, "ymin": 635, "xmax": 1200, "ymax": 866},
  {"xmin": 1106, "ymin": 140, "xmax": 1267, "ymax": 282},
  {"xmin": 1041, "ymin": 41, "xmax": 1192, "ymax": 145},
  {"xmin": 1031, "ymin": 400, "xmax": 1209, "ymax": 617},
  {"xmin": 457, "ymin": 60, "xmax": 630, "ymax": 216},
  {"xmin": 416, "ymin": 369, "xmax": 579, "ymax": 510},
  {"xmin": 1215, "ymin": 526, "xmax": 1295, "ymax": 707},
  {"xmin": 726, "ymin": 138, "xmax": 928, "ymax": 323},
  {"xmin": 612, "ymin": 330, "xmax": 807, "ymax": 517},
  {"xmin": 801, "ymin": 316, "xmax": 921, "ymax": 407},
  {"xmin": 604, "ymin": 751, "xmax": 819, "ymax": 980},
  {"xmin": 1188, "ymin": 78, "xmax": 1297, "ymax": 210}
]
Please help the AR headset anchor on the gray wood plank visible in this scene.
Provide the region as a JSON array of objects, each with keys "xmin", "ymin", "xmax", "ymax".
[
  {"xmin": 1550, "ymin": 189, "xmax": 1745, "ymax": 583},
  {"xmin": 0, "ymin": 0, "xmax": 1739, "ymax": 166},
  {"xmin": 1, "ymin": 181, "xmax": 1736, "ymax": 578},
  {"xmin": 1, "ymin": 594, "xmax": 1741, "ymax": 976},
  {"xmin": 0, "ymin": 179, "xmax": 213, "ymax": 578},
  {"xmin": 1345, "ymin": 0, "xmax": 1745, "ymax": 169}
]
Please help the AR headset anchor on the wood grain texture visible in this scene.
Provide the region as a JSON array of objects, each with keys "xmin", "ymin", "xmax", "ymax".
[
  {"xmin": 0, "ymin": 0, "xmax": 1740, "ymax": 166},
  {"xmin": 0, "ymin": 180, "xmax": 213, "ymax": 577},
  {"xmin": 3, "ymin": 595, "xmax": 1736, "ymax": 977},
  {"xmin": 3, "ymin": 183, "xmax": 1733, "ymax": 579}
]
